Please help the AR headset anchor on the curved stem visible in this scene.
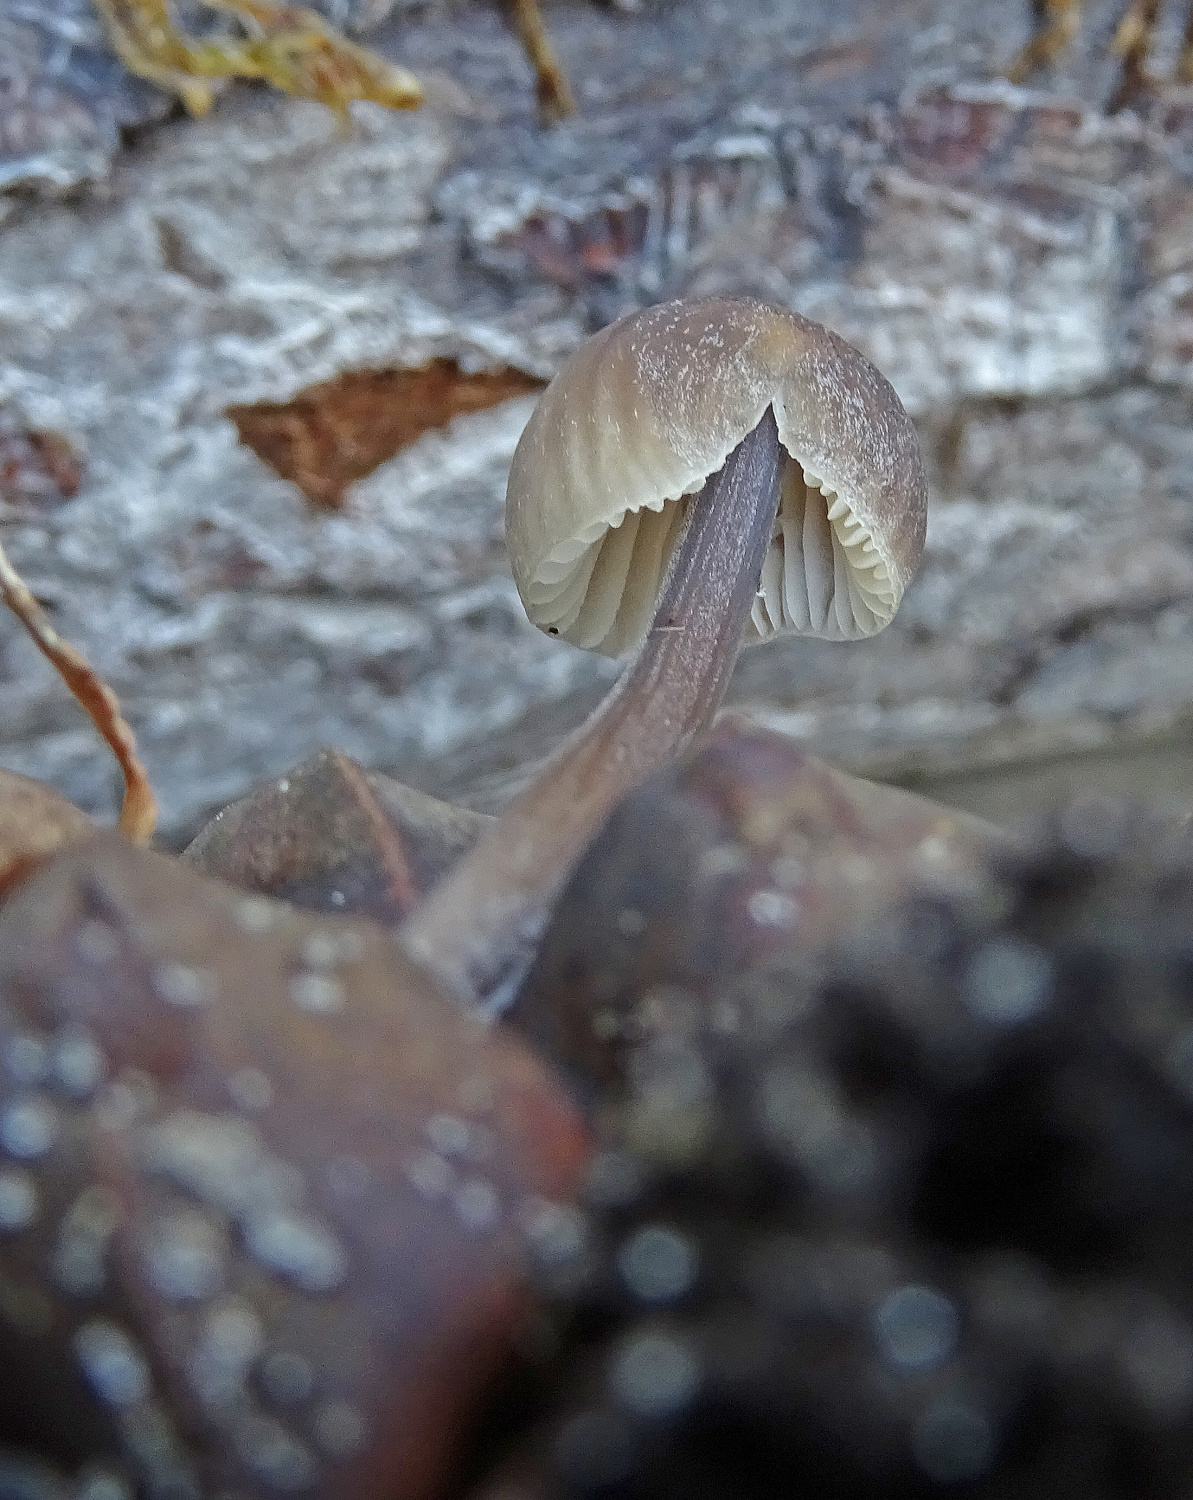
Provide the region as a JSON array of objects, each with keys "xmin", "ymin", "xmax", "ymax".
[{"xmin": 401, "ymin": 407, "xmax": 784, "ymax": 1007}]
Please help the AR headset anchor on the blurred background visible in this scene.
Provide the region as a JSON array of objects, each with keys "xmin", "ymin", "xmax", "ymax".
[{"xmin": 4, "ymin": 0, "xmax": 1193, "ymax": 843}]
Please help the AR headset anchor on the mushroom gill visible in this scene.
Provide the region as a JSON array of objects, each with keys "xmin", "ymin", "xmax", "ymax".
[{"xmin": 526, "ymin": 452, "xmax": 898, "ymax": 656}]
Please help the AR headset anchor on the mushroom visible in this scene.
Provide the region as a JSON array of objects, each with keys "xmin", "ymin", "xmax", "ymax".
[{"xmin": 401, "ymin": 297, "xmax": 927, "ymax": 1007}]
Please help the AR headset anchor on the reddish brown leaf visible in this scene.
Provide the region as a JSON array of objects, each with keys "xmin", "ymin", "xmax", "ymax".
[
  {"xmin": 0, "ymin": 834, "xmax": 590, "ymax": 1498},
  {"xmin": 508, "ymin": 721, "xmax": 1008, "ymax": 1101},
  {"xmin": 227, "ymin": 362, "xmax": 545, "ymax": 510},
  {"xmin": 0, "ymin": 769, "xmax": 92, "ymax": 901},
  {"xmin": 183, "ymin": 747, "xmax": 492, "ymax": 923},
  {"xmin": 0, "ymin": 414, "xmax": 82, "ymax": 511}
]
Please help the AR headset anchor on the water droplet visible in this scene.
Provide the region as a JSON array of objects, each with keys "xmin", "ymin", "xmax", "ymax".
[
  {"xmin": 311, "ymin": 1398, "xmax": 369, "ymax": 1458},
  {"xmin": 608, "ymin": 1330, "xmax": 701, "ymax": 1418},
  {"xmin": 53, "ymin": 1185, "xmax": 120, "ymax": 1297},
  {"xmin": 144, "ymin": 1111, "xmax": 303, "ymax": 1219},
  {"xmin": 244, "ymin": 1210, "xmax": 348, "ymax": 1292},
  {"xmin": 453, "ymin": 1177, "xmax": 499, "ymax": 1231},
  {"xmin": 289, "ymin": 973, "xmax": 344, "ymax": 1015},
  {"xmin": 228, "ymin": 1068, "xmax": 273, "ymax": 1113},
  {"xmin": 747, "ymin": 889, "xmax": 798, "ymax": 927},
  {"xmin": 617, "ymin": 1225, "xmax": 699, "ymax": 1305},
  {"xmin": 553, "ymin": 1409, "xmax": 636, "ymax": 1489},
  {"xmin": 52, "ymin": 1026, "xmax": 106, "ymax": 1096},
  {"xmin": 4, "ymin": 1033, "xmax": 47, "ymax": 1085},
  {"xmin": 457, "ymin": 1075, "xmax": 495, "ymax": 1114},
  {"xmin": 523, "ymin": 1199, "xmax": 588, "ymax": 1266},
  {"xmin": 189, "ymin": 1298, "xmax": 263, "ymax": 1410},
  {"xmin": 875, "ymin": 1284, "xmax": 959, "ymax": 1372},
  {"xmin": 92, "ymin": 1074, "xmax": 156, "ymax": 1133},
  {"xmin": 425, "ymin": 1114, "xmax": 471, "ymax": 1157},
  {"xmin": 76, "ymin": 1470, "xmax": 134, "ymax": 1500},
  {"xmin": 231, "ymin": 1411, "xmax": 317, "ymax": 1490},
  {"xmin": 405, "ymin": 1150, "xmax": 453, "ymax": 1199},
  {"xmin": 769, "ymin": 855, "xmax": 803, "ymax": 890},
  {"xmin": 300, "ymin": 933, "xmax": 342, "ymax": 971},
  {"xmin": 583, "ymin": 1152, "xmax": 645, "ymax": 1210},
  {"xmin": 1, "ymin": 1096, "xmax": 58, "ymax": 1159},
  {"xmin": 0, "ymin": 1169, "xmax": 38, "ymax": 1231},
  {"xmin": 591, "ymin": 1008, "xmax": 620, "ymax": 1042},
  {"xmin": 75, "ymin": 1320, "xmax": 152, "ymax": 1408},
  {"xmin": 75, "ymin": 920, "xmax": 120, "ymax": 965},
  {"xmin": 1121, "ymin": 1307, "xmax": 1193, "ymax": 1418},
  {"xmin": 260, "ymin": 1349, "xmax": 315, "ymax": 1406},
  {"xmin": 143, "ymin": 1207, "xmax": 227, "ymax": 1302},
  {"xmin": 709, "ymin": 998, "xmax": 740, "ymax": 1034},
  {"xmin": 698, "ymin": 844, "xmax": 748, "ymax": 880},
  {"xmin": 151, "ymin": 962, "xmax": 216, "ymax": 1008},
  {"xmin": 911, "ymin": 1396, "xmax": 996, "ymax": 1482},
  {"xmin": 915, "ymin": 834, "xmax": 952, "ymax": 866},
  {"xmin": 963, "ymin": 937, "xmax": 1053, "ymax": 1025},
  {"xmin": 234, "ymin": 897, "xmax": 278, "ymax": 934},
  {"xmin": 757, "ymin": 1064, "xmax": 877, "ymax": 1193}
]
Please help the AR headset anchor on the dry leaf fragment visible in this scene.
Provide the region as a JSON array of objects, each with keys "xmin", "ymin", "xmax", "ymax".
[
  {"xmin": 184, "ymin": 747, "xmax": 491, "ymax": 922},
  {"xmin": 0, "ymin": 770, "xmax": 92, "ymax": 901},
  {"xmin": 509, "ymin": 721, "xmax": 1006, "ymax": 1101},
  {"xmin": 0, "ymin": 541, "xmax": 156, "ymax": 845},
  {"xmin": 0, "ymin": 833, "xmax": 590, "ymax": 1498},
  {"xmin": 227, "ymin": 363, "xmax": 545, "ymax": 512}
]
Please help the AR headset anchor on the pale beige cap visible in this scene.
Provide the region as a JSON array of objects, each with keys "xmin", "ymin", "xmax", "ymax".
[{"xmin": 506, "ymin": 297, "xmax": 927, "ymax": 658}]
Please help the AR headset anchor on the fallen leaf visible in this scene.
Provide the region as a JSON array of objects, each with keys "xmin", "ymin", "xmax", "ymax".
[
  {"xmin": 0, "ymin": 833, "xmax": 589, "ymax": 1499},
  {"xmin": 184, "ymin": 747, "xmax": 492, "ymax": 922},
  {"xmin": 509, "ymin": 720, "xmax": 1008, "ymax": 1102},
  {"xmin": 0, "ymin": 770, "xmax": 92, "ymax": 901}
]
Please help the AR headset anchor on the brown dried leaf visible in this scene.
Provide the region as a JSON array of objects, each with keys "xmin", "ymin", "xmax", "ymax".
[
  {"xmin": 509, "ymin": 721, "xmax": 1009, "ymax": 1101},
  {"xmin": 0, "ymin": 770, "xmax": 92, "ymax": 901},
  {"xmin": 0, "ymin": 833, "xmax": 590, "ymax": 1498},
  {"xmin": 0, "ymin": 413, "xmax": 82, "ymax": 511},
  {"xmin": 183, "ymin": 747, "xmax": 492, "ymax": 922},
  {"xmin": 228, "ymin": 362, "xmax": 545, "ymax": 510}
]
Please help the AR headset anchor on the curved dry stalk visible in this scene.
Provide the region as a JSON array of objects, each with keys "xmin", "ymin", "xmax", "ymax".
[
  {"xmin": 401, "ymin": 409, "xmax": 784, "ymax": 1008},
  {"xmin": 0, "ymin": 541, "xmax": 157, "ymax": 844},
  {"xmin": 505, "ymin": 0, "xmax": 575, "ymax": 122}
]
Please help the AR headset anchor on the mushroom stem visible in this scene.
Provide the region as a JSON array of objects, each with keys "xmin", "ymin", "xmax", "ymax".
[{"xmin": 402, "ymin": 407, "xmax": 785, "ymax": 1007}]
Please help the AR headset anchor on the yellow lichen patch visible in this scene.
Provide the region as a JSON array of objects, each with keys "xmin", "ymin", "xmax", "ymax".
[{"xmin": 91, "ymin": 0, "xmax": 423, "ymax": 121}]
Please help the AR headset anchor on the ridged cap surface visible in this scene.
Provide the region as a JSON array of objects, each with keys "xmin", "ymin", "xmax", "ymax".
[{"xmin": 506, "ymin": 297, "xmax": 927, "ymax": 657}]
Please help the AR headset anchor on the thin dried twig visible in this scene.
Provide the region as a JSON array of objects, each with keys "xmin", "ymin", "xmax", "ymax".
[
  {"xmin": 505, "ymin": 0, "xmax": 576, "ymax": 122},
  {"xmin": 0, "ymin": 541, "xmax": 157, "ymax": 844}
]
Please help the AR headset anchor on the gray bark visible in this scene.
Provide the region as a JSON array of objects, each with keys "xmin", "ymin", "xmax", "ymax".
[{"xmin": 3, "ymin": 0, "xmax": 1193, "ymax": 842}]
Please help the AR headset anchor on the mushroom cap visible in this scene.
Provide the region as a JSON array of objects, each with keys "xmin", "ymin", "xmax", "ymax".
[{"xmin": 506, "ymin": 297, "xmax": 927, "ymax": 658}]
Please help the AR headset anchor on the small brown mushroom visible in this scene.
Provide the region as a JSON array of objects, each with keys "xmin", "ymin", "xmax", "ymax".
[
  {"xmin": 508, "ymin": 297, "xmax": 924, "ymax": 656},
  {"xmin": 402, "ymin": 298, "xmax": 927, "ymax": 1007}
]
